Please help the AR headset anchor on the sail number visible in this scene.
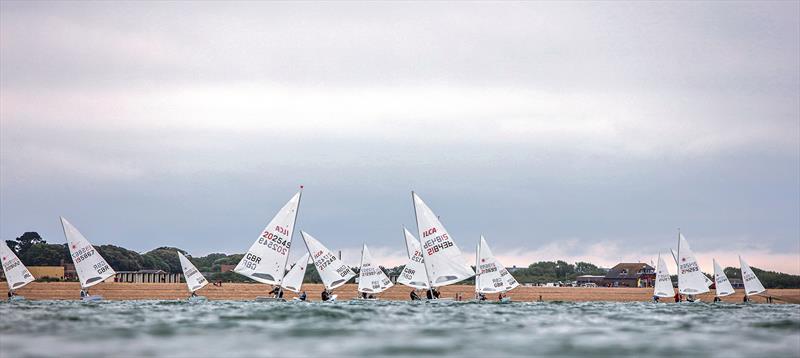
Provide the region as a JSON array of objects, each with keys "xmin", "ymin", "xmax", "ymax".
[
  {"xmin": 258, "ymin": 230, "xmax": 291, "ymax": 255},
  {"xmin": 423, "ymin": 232, "xmax": 453, "ymax": 256},
  {"xmin": 93, "ymin": 262, "xmax": 110, "ymax": 274}
]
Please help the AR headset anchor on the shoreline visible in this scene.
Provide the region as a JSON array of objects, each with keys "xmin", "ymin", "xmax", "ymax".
[{"xmin": 9, "ymin": 282, "xmax": 800, "ymax": 303}]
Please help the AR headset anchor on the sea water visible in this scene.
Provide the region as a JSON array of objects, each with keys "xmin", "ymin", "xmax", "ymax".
[{"xmin": 1, "ymin": 300, "xmax": 798, "ymax": 357}]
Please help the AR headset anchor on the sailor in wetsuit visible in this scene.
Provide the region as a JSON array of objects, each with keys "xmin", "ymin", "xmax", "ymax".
[
  {"xmin": 410, "ymin": 290, "xmax": 420, "ymax": 301},
  {"xmin": 321, "ymin": 289, "xmax": 331, "ymax": 301},
  {"xmin": 299, "ymin": 291, "xmax": 307, "ymax": 301}
]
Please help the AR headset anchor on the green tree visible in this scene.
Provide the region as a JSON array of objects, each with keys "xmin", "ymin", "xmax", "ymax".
[
  {"xmin": 141, "ymin": 247, "xmax": 185, "ymax": 272},
  {"xmin": 13, "ymin": 232, "xmax": 46, "ymax": 256},
  {"xmin": 20, "ymin": 243, "xmax": 68, "ymax": 266},
  {"xmin": 95, "ymin": 245, "xmax": 144, "ymax": 271}
]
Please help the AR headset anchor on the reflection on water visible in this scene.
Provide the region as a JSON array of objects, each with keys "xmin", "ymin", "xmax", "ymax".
[{"xmin": 1, "ymin": 300, "xmax": 798, "ymax": 357}]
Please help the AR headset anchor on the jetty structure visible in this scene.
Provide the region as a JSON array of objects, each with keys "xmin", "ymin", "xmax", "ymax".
[
  {"xmin": 60, "ymin": 217, "xmax": 116, "ymax": 301},
  {"xmin": 412, "ymin": 192, "xmax": 475, "ymax": 300},
  {"xmin": 233, "ymin": 190, "xmax": 302, "ymax": 301},
  {"xmin": 1, "ymin": 241, "xmax": 35, "ymax": 301}
]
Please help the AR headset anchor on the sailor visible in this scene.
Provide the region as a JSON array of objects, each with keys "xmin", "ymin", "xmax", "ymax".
[
  {"xmin": 190, "ymin": 291, "xmax": 198, "ymax": 298},
  {"xmin": 743, "ymin": 295, "xmax": 750, "ymax": 303},
  {"xmin": 652, "ymin": 295, "xmax": 660, "ymax": 303},
  {"xmin": 478, "ymin": 293, "xmax": 487, "ymax": 301},
  {"xmin": 361, "ymin": 292, "xmax": 368, "ymax": 299},
  {"xmin": 321, "ymin": 289, "xmax": 331, "ymax": 302},
  {"xmin": 409, "ymin": 290, "xmax": 420, "ymax": 301},
  {"xmin": 269, "ymin": 286, "xmax": 281, "ymax": 298},
  {"xmin": 299, "ymin": 291, "xmax": 307, "ymax": 301},
  {"xmin": 432, "ymin": 288, "xmax": 441, "ymax": 299},
  {"xmin": 686, "ymin": 295, "xmax": 696, "ymax": 302},
  {"xmin": 426, "ymin": 289, "xmax": 434, "ymax": 299},
  {"xmin": 713, "ymin": 296, "xmax": 721, "ymax": 303},
  {"xmin": 7, "ymin": 290, "xmax": 12, "ymax": 299}
]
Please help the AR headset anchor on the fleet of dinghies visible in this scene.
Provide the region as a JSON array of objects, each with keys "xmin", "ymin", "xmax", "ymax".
[
  {"xmin": 652, "ymin": 232, "xmax": 768, "ymax": 303},
  {"xmin": 1, "ymin": 190, "xmax": 774, "ymax": 304}
]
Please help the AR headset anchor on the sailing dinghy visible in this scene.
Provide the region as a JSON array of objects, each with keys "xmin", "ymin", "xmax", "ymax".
[
  {"xmin": 652, "ymin": 254, "xmax": 675, "ymax": 301},
  {"xmin": 671, "ymin": 248, "xmax": 713, "ymax": 288},
  {"xmin": 177, "ymin": 251, "xmax": 209, "ymax": 302},
  {"xmin": 356, "ymin": 244, "xmax": 394, "ymax": 300},
  {"xmin": 233, "ymin": 191, "xmax": 302, "ymax": 302},
  {"xmin": 739, "ymin": 256, "xmax": 766, "ymax": 301},
  {"xmin": 676, "ymin": 233, "xmax": 709, "ymax": 302},
  {"xmin": 302, "ymin": 231, "xmax": 355, "ymax": 302},
  {"xmin": 397, "ymin": 228, "xmax": 429, "ymax": 291},
  {"xmin": 712, "ymin": 259, "xmax": 735, "ymax": 300},
  {"xmin": 474, "ymin": 236, "xmax": 519, "ymax": 303},
  {"xmin": 281, "ymin": 253, "xmax": 310, "ymax": 302},
  {"xmin": 1, "ymin": 241, "xmax": 35, "ymax": 301},
  {"xmin": 412, "ymin": 192, "xmax": 475, "ymax": 302},
  {"xmin": 60, "ymin": 217, "xmax": 116, "ymax": 301}
]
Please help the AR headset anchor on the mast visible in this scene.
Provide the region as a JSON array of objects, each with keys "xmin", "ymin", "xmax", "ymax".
[
  {"xmin": 358, "ymin": 243, "xmax": 365, "ymax": 292},
  {"xmin": 412, "ymin": 191, "xmax": 435, "ymax": 293},
  {"xmin": 676, "ymin": 228, "xmax": 681, "ymax": 284},
  {"xmin": 280, "ymin": 186, "xmax": 303, "ymax": 285},
  {"xmin": 475, "ymin": 239, "xmax": 480, "ymax": 294},
  {"xmin": 402, "ymin": 226, "xmax": 411, "ymax": 259}
]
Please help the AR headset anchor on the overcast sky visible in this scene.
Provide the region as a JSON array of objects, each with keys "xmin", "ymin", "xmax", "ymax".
[{"xmin": 2, "ymin": 1, "xmax": 798, "ymax": 274}]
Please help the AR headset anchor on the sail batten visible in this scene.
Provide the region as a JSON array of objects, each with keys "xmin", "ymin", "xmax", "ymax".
[
  {"xmin": 234, "ymin": 192, "xmax": 301, "ymax": 285},
  {"xmin": 301, "ymin": 231, "xmax": 355, "ymax": 290},
  {"xmin": 60, "ymin": 217, "xmax": 116, "ymax": 289},
  {"xmin": 475, "ymin": 236, "xmax": 519, "ymax": 294},
  {"xmin": 412, "ymin": 192, "xmax": 474, "ymax": 287},
  {"xmin": 1, "ymin": 242, "xmax": 35, "ymax": 291}
]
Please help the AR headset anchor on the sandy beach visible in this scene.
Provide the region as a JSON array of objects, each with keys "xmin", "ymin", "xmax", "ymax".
[{"xmin": 11, "ymin": 282, "xmax": 799, "ymax": 303}]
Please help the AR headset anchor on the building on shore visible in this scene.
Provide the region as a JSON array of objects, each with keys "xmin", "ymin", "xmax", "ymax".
[
  {"xmin": 602, "ymin": 263, "xmax": 655, "ymax": 287},
  {"xmin": 576, "ymin": 275, "xmax": 605, "ymax": 286},
  {"xmin": 114, "ymin": 270, "xmax": 182, "ymax": 283}
]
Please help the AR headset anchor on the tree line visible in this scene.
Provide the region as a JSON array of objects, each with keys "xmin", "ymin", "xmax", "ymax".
[{"xmin": 4, "ymin": 232, "xmax": 799, "ymax": 288}]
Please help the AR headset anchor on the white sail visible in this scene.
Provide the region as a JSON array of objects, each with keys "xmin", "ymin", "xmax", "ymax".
[
  {"xmin": 60, "ymin": 217, "xmax": 116, "ymax": 288},
  {"xmin": 653, "ymin": 254, "xmax": 674, "ymax": 298},
  {"xmin": 671, "ymin": 248, "xmax": 713, "ymax": 288},
  {"xmin": 676, "ymin": 234, "xmax": 710, "ymax": 295},
  {"xmin": 0, "ymin": 242, "xmax": 34, "ymax": 291},
  {"xmin": 739, "ymin": 256, "xmax": 766, "ymax": 296},
  {"xmin": 301, "ymin": 231, "xmax": 355, "ymax": 290},
  {"xmin": 177, "ymin": 252, "xmax": 208, "ymax": 293},
  {"xmin": 280, "ymin": 253, "xmax": 309, "ymax": 293},
  {"xmin": 397, "ymin": 228, "xmax": 429, "ymax": 289},
  {"xmin": 234, "ymin": 191, "xmax": 302, "ymax": 285},
  {"xmin": 712, "ymin": 259, "xmax": 735, "ymax": 297},
  {"xmin": 412, "ymin": 192, "xmax": 474, "ymax": 287},
  {"xmin": 357, "ymin": 244, "xmax": 394, "ymax": 294},
  {"xmin": 475, "ymin": 236, "xmax": 519, "ymax": 294}
]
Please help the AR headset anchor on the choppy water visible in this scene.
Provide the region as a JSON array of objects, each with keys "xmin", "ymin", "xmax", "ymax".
[{"xmin": 1, "ymin": 300, "xmax": 798, "ymax": 357}]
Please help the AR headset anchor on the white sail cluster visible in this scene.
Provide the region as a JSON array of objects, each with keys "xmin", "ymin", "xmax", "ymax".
[
  {"xmin": 281, "ymin": 253, "xmax": 309, "ymax": 293},
  {"xmin": 397, "ymin": 228, "xmax": 429, "ymax": 289}
]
